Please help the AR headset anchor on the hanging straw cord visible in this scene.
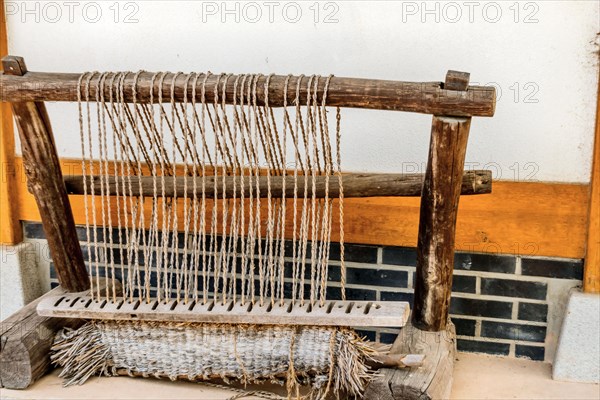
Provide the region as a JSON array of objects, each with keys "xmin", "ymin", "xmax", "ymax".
[{"xmin": 72, "ymin": 70, "xmax": 355, "ymax": 399}]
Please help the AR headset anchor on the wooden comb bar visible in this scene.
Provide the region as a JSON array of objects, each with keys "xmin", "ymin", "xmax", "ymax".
[{"xmin": 37, "ymin": 295, "xmax": 409, "ymax": 328}]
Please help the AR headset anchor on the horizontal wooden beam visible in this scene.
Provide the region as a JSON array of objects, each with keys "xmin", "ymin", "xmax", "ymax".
[
  {"xmin": 0, "ymin": 61, "xmax": 496, "ymax": 118},
  {"xmin": 62, "ymin": 170, "xmax": 492, "ymax": 199},
  {"xmin": 13, "ymin": 158, "xmax": 589, "ymax": 259}
]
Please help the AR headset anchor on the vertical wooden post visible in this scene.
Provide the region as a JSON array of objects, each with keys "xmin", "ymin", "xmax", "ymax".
[
  {"xmin": 2, "ymin": 56, "xmax": 89, "ymax": 292},
  {"xmin": 412, "ymin": 71, "xmax": 472, "ymax": 332},
  {"xmin": 584, "ymin": 77, "xmax": 600, "ymax": 293},
  {"xmin": 0, "ymin": 0, "xmax": 22, "ymax": 245}
]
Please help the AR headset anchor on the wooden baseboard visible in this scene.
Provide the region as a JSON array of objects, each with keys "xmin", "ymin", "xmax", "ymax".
[
  {"xmin": 11, "ymin": 157, "xmax": 589, "ymax": 259},
  {"xmin": 584, "ymin": 76, "xmax": 600, "ymax": 293},
  {"xmin": 0, "ymin": 0, "xmax": 22, "ymax": 245}
]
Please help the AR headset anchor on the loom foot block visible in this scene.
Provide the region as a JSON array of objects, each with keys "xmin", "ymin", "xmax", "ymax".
[
  {"xmin": 363, "ymin": 321, "xmax": 456, "ymax": 400},
  {"xmin": 0, "ymin": 279, "xmax": 118, "ymax": 389},
  {"xmin": 0, "ymin": 285, "xmax": 79, "ymax": 389}
]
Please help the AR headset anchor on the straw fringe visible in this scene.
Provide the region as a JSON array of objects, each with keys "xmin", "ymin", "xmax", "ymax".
[{"xmin": 51, "ymin": 321, "xmax": 378, "ymax": 398}]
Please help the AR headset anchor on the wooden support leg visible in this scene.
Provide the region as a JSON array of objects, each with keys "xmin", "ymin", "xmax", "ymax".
[
  {"xmin": 412, "ymin": 115, "xmax": 471, "ymax": 331},
  {"xmin": 364, "ymin": 71, "xmax": 473, "ymax": 399},
  {"xmin": 2, "ymin": 56, "xmax": 89, "ymax": 293}
]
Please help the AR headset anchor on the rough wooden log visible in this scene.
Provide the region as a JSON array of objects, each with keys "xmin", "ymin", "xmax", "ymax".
[
  {"xmin": 0, "ymin": 57, "xmax": 496, "ymax": 117},
  {"xmin": 0, "ymin": 280, "xmax": 118, "ymax": 390},
  {"xmin": 0, "ymin": 286, "xmax": 79, "ymax": 389},
  {"xmin": 63, "ymin": 170, "xmax": 492, "ymax": 199},
  {"xmin": 412, "ymin": 115, "xmax": 471, "ymax": 332},
  {"xmin": 363, "ymin": 321, "xmax": 456, "ymax": 400},
  {"xmin": 3, "ymin": 56, "xmax": 89, "ymax": 293}
]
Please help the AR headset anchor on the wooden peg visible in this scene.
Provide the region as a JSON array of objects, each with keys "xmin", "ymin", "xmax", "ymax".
[
  {"xmin": 1, "ymin": 55, "xmax": 27, "ymax": 76},
  {"xmin": 445, "ymin": 70, "xmax": 470, "ymax": 91}
]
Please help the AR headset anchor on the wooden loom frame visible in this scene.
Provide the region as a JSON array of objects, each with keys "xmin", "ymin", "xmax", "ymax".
[{"xmin": 0, "ymin": 55, "xmax": 496, "ymax": 398}]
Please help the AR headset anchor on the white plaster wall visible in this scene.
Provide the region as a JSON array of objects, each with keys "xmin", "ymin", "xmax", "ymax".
[{"xmin": 5, "ymin": 0, "xmax": 599, "ymax": 183}]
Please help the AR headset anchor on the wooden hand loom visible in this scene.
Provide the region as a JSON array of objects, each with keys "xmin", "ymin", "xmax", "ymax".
[{"xmin": 0, "ymin": 55, "xmax": 495, "ymax": 398}]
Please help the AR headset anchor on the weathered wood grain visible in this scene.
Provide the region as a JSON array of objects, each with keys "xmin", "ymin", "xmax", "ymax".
[
  {"xmin": 0, "ymin": 286, "xmax": 79, "ymax": 389},
  {"xmin": 444, "ymin": 70, "xmax": 471, "ymax": 91},
  {"xmin": 0, "ymin": 58, "xmax": 496, "ymax": 117},
  {"xmin": 363, "ymin": 321, "xmax": 456, "ymax": 400},
  {"xmin": 412, "ymin": 116, "xmax": 472, "ymax": 332},
  {"xmin": 37, "ymin": 296, "xmax": 409, "ymax": 328},
  {"xmin": 63, "ymin": 170, "xmax": 492, "ymax": 199},
  {"xmin": 2, "ymin": 56, "xmax": 89, "ymax": 293}
]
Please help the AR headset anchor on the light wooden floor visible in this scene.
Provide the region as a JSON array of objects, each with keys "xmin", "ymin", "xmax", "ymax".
[{"xmin": 1, "ymin": 353, "xmax": 599, "ymax": 399}]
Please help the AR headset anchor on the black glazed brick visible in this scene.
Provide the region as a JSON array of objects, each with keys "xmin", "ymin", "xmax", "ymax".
[
  {"xmin": 379, "ymin": 291, "xmax": 414, "ymax": 308},
  {"xmin": 454, "ymin": 253, "xmax": 516, "ymax": 274},
  {"xmin": 521, "ymin": 258, "xmax": 584, "ymax": 280},
  {"xmin": 74, "ymin": 225, "xmax": 189, "ymax": 249},
  {"xmin": 481, "ymin": 321, "xmax": 546, "ymax": 343},
  {"xmin": 380, "ymin": 332, "xmax": 399, "ymax": 345},
  {"xmin": 283, "ymin": 241, "xmax": 378, "ymax": 264},
  {"xmin": 381, "ymin": 247, "xmax": 417, "ymax": 267},
  {"xmin": 355, "ymin": 330, "xmax": 376, "ymax": 342},
  {"xmin": 329, "ymin": 243, "xmax": 378, "ymax": 264},
  {"xmin": 515, "ymin": 345, "xmax": 545, "ymax": 361},
  {"xmin": 457, "ymin": 339, "xmax": 510, "ymax": 356},
  {"xmin": 518, "ymin": 303, "xmax": 548, "ymax": 323},
  {"xmin": 481, "ymin": 278, "xmax": 547, "ymax": 300},
  {"xmin": 450, "ymin": 297, "xmax": 513, "ymax": 319},
  {"xmin": 23, "ymin": 222, "xmax": 46, "ymax": 239},
  {"xmin": 326, "ymin": 287, "xmax": 377, "ymax": 301},
  {"xmin": 380, "ymin": 291, "xmax": 414, "ymax": 306},
  {"xmin": 452, "ymin": 318, "xmax": 477, "ymax": 336},
  {"xmin": 283, "ymin": 265, "xmax": 408, "ymax": 288},
  {"xmin": 25, "ymin": 221, "xmax": 98, "ymax": 241},
  {"xmin": 452, "ymin": 275, "xmax": 476, "ymax": 293},
  {"xmin": 330, "ymin": 267, "xmax": 408, "ymax": 288}
]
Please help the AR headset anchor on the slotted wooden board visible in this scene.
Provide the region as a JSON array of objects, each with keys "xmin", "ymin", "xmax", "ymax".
[{"xmin": 37, "ymin": 295, "xmax": 409, "ymax": 327}]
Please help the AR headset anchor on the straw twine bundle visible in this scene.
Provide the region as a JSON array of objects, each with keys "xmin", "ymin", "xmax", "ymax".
[{"xmin": 52, "ymin": 321, "xmax": 378, "ymax": 399}]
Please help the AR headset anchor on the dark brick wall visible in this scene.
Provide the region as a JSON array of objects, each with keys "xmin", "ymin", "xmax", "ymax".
[{"xmin": 25, "ymin": 222, "xmax": 583, "ymax": 363}]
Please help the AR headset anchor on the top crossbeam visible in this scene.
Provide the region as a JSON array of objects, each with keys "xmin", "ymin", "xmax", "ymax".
[{"xmin": 0, "ymin": 56, "xmax": 495, "ymax": 117}]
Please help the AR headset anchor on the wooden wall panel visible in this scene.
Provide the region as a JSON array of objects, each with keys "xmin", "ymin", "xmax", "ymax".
[
  {"xmin": 14, "ymin": 157, "xmax": 589, "ymax": 259},
  {"xmin": 0, "ymin": 0, "xmax": 23, "ymax": 245},
  {"xmin": 584, "ymin": 78, "xmax": 600, "ymax": 293}
]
